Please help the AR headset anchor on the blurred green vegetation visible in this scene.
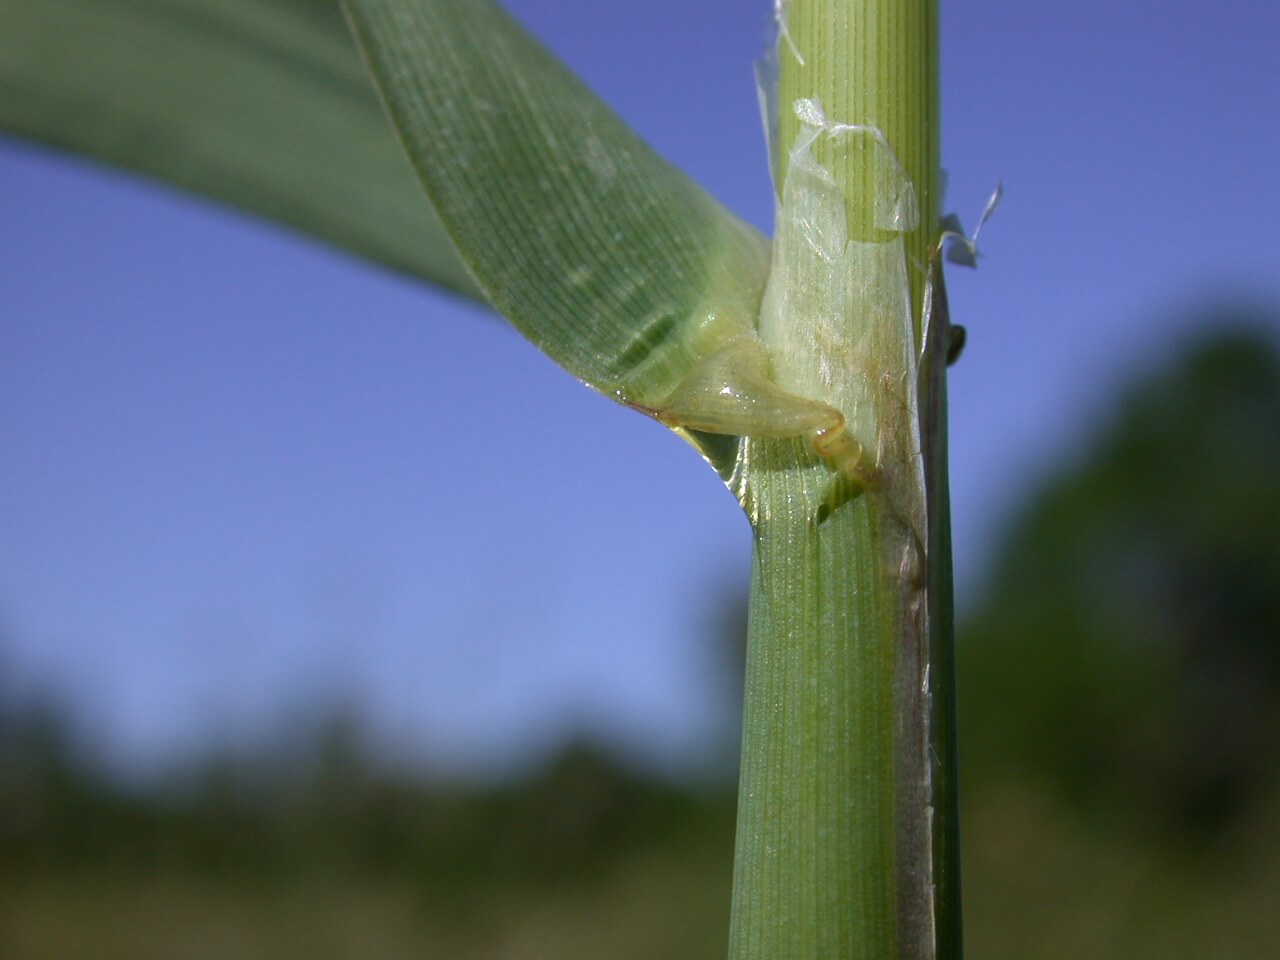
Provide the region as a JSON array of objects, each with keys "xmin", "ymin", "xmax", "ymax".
[
  {"xmin": 961, "ymin": 320, "xmax": 1280, "ymax": 832},
  {"xmin": 3, "ymin": 317, "xmax": 1279, "ymax": 958},
  {"xmin": 957, "ymin": 316, "xmax": 1280, "ymax": 959}
]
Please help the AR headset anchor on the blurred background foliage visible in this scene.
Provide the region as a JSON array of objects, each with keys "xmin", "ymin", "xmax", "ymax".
[{"xmin": 3, "ymin": 310, "xmax": 1279, "ymax": 958}]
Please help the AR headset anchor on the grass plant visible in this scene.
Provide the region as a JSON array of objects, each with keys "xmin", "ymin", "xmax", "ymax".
[{"xmin": 1, "ymin": 2, "xmax": 962, "ymax": 956}]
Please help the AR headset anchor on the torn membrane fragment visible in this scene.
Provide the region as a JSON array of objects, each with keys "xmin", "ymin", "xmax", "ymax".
[
  {"xmin": 941, "ymin": 181, "xmax": 1003, "ymax": 267},
  {"xmin": 921, "ymin": 182, "xmax": 1002, "ymax": 367},
  {"xmin": 774, "ymin": 0, "xmax": 805, "ymax": 65}
]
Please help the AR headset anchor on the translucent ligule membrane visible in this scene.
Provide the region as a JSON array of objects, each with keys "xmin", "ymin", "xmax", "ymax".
[
  {"xmin": 614, "ymin": 94, "xmax": 933, "ymax": 525},
  {"xmin": 757, "ymin": 97, "xmax": 926, "ymax": 544}
]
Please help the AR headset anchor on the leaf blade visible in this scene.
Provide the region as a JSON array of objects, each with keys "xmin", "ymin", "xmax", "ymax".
[
  {"xmin": 0, "ymin": 0, "xmax": 481, "ymax": 298},
  {"xmin": 342, "ymin": 0, "xmax": 770, "ymax": 405}
]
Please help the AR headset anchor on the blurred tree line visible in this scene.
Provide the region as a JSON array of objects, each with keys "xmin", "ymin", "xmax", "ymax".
[
  {"xmin": 2, "ymin": 312, "xmax": 1278, "ymax": 958},
  {"xmin": 961, "ymin": 317, "xmax": 1280, "ymax": 835}
]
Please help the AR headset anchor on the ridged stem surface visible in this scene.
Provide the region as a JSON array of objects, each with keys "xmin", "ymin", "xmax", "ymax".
[{"xmin": 729, "ymin": 2, "xmax": 950, "ymax": 959}]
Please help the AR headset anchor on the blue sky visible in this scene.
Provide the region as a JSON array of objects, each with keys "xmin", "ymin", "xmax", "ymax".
[{"xmin": 2, "ymin": 0, "xmax": 1279, "ymax": 779}]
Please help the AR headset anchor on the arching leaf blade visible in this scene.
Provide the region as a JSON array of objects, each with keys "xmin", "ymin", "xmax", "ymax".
[
  {"xmin": 0, "ymin": 0, "xmax": 481, "ymax": 299},
  {"xmin": 343, "ymin": 0, "xmax": 770, "ymax": 407}
]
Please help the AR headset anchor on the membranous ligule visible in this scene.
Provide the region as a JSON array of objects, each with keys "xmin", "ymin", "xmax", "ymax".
[
  {"xmin": 601, "ymin": 213, "xmax": 874, "ymax": 493},
  {"xmin": 607, "ymin": 97, "xmax": 925, "ymax": 531}
]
